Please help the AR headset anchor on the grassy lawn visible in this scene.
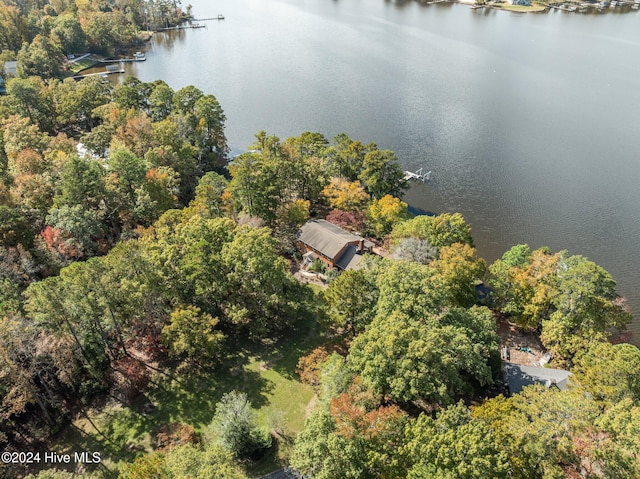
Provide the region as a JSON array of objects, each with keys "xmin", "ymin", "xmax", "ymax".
[
  {"xmin": 52, "ymin": 314, "xmax": 324, "ymax": 478},
  {"xmin": 68, "ymin": 58, "xmax": 100, "ymax": 74}
]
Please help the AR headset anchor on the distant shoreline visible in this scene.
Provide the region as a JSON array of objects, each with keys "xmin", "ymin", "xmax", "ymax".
[{"xmin": 416, "ymin": 0, "xmax": 640, "ymax": 14}]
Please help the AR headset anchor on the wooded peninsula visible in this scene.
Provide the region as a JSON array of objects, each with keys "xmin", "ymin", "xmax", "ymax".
[{"xmin": 1, "ymin": 1, "xmax": 639, "ymax": 479}]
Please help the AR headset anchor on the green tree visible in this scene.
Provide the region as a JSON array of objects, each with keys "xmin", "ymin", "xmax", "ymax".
[
  {"xmin": 374, "ymin": 259, "xmax": 447, "ymax": 320},
  {"xmin": 571, "ymin": 342, "xmax": 640, "ymax": 406},
  {"xmin": 541, "ymin": 253, "xmax": 631, "ymax": 362},
  {"xmin": 106, "ymin": 145, "xmax": 148, "ymax": 225},
  {"xmin": 593, "ymin": 399, "xmax": 640, "ymax": 479},
  {"xmin": 220, "ymin": 226, "xmax": 308, "ymax": 337},
  {"xmin": 162, "ymin": 306, "xmax": 225, "ymax": 364},
  {"xmin": 193, "ymin": 94, "xmax": 227, "ymax": 167},
  {"xmin": 148, "ymin": 81, "xmax": 175, "ymax": 121},
  {"xmin": 430, "ymin": 243, "xmax": 486, "ymax": 308},
  {"xmin": 53, "ymin": 155, "xmax": 106, "ymax": 209},
  {"xmin": 134, "ymin": 166, "xmax": 180, "ymax": 225},
  {"xmin": 2, "ymin": 114, "xmax": 50, "ymax": 160},
  {"xmin": 489, "ymin": 246, "xmax": 631, "ymax": 362},
  {"xmin": 113, "ymin": 76, "xmax": 151, "ymax": 112},
  {"xmin": 142, "ymin": 214, "xmax": 236, "ymax": 313},
  {"xmin": 54, "ymin": 76, "xmax": 111, "ymax": 131},
  {"xmin": 0, "ymin": 6, "xmax": 28, "ymax": 52},
  {"xmin": 318, "ymin": 353, "xmax": 354, "ymax": 405},
  {"xmin": 390, "ymin": 213, "xmax": 474, "ymax": 249},
  {"xmin": 83, "ymin": 11, "xmax": 137, "ymax": 55},
  {"xmin": 329, "ymin": 133, "xmax": 372, "ymax": 181},
  {"xmin": 4, "ymin": 76, "xmax": 55, "ymax": 133},
  {"xmin": 488, "ymin": 246, "xmax": 557, "ymax": 330},
  {"xmin": 173, "ymin": 85, "xmax": 204, "ymax": 114},
  {"xmin": 205, "ymin": 390, "xmax": 271, "ymax": 460},
  {"xmin": 290, "ymin": 409, "xmax": 338, "ymax": 478},
  {"xmin": 283, "ymin": 131, "xmax": 330, "ymax": 203},
  {"xmin": 0, "ymin": 278, "xmax": 22, "ymax": 317},
  {"xmin": 359, "ymin": 149, "xmax": 407, "ymax": 199},
  {"xmin": 50, "ymin": 13, "xmax": 87, "ymax": 54},
  {"xmin": 403, "ymin": 402, "xmax": 510, "ymax": 479},
  {"xmin": 120, "ymin": 443, "xmax": 249, "ymax": 479},
  {"xmin": 228, "ymin": 151, "xmax": 286, "ymax": 222},
  {"xmin": 0, "ymin": 205, "xmax": 33, "ymax": 248},
  {"xmin": 473, "ymin": 386, "xmax": 601, "ymax": 479},
  {"xmin": 323, "ymin": 269, "xmax": 378, "ymax": 335},
  {"xmin": 185, "ymin": 171, "xmax": 228, "ymax": 219},
  {"xmin": 348, "ymin": 307, "xmax": 498, "ymax": 406},
  {"xmin": 17, "ymin": 34, "xmax": 65, "ymax": 79}
]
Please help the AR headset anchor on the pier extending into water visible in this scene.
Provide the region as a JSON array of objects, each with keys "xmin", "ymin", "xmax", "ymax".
[
  {"xmin": 157, "ymin": 23, "xmax": 206, "ymax": 32},
  {"xmin": 191, "ymin": 14, "xmax": 226, "ymax": 21},
  {"xmin": 403, "ymin": 167, "xmax": 431, "ymax": 183},
  {"xmin": 72, "ymin": 70, "xmax": 124, "ymax": 80}
]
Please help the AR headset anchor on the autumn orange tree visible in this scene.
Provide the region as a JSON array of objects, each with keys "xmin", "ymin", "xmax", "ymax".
[{"xmin": 291, "ymin": 380, "xmax": 408, "ymax": 479}]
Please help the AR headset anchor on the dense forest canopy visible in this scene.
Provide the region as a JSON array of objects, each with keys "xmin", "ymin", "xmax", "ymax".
[{"xmin": 0, "ymin": 43, "xmax": 638, "ymax": 477}]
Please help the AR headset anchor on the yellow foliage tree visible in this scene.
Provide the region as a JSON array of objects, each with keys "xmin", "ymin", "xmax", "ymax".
[
  {"xmin": 321, "ymin": 177, "xmax": 369, "ymax": 212},
  {"xmin": 366, "ymin": 194, "xmax": 409, "ymax": 238}
]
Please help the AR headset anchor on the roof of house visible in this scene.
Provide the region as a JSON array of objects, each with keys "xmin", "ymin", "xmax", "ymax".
[
  {"xmin": 297, "ymin": 219, "xmax": 364, "ymax": 261},
  {"xmin": 504, "ymin": 363, "xmax": 571, "ymax": 395},
  {"xmin": 334, "ymin": 245, "xmax": 364, "ymax": 270},
  {"xmin": 4, "ymin": 61, "xmax": 17, "ymax": 76},
  {"xmin": 259, "ymin": 469, "xmax": 298, "ymax": 479}
]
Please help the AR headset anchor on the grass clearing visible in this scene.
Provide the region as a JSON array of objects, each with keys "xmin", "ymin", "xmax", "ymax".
[
  {"xmin": 52, "ymin": 314, "xmax": 325, "ymax": 478},
  {"xmin": 68, "ymin": 58, "xmax": 100, "ymax": 74}
]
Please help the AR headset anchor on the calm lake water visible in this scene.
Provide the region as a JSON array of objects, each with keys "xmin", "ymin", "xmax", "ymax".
[{"xmin": 123, "ymin": 0, "xmax": 640, "ymax": 344}]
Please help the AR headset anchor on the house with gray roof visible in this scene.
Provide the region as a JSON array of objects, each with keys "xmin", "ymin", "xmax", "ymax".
[
  {"xmin": 504, "ymin": 363, "xmax": 571, "ymax": 395},
  {"xmin": 297, "ymin": 219, "xmax": 374, "ymax": 271}
]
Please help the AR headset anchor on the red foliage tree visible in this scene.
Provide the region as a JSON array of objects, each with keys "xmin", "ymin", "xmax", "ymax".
[{"xmin": 326, "ymin": 209, "xmax": 366, "ymax": 233}]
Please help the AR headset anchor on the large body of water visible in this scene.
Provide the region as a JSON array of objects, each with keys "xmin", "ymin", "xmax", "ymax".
[{"xmin": 123, "ymin": 0, "xmax": 640, "ymax": 344}]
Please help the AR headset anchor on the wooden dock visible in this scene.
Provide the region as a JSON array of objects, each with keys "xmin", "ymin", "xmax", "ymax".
[
  {"xmin": 403, "ymin": 167, "xmax": 431, "ymax": 183},
  {"xmin": 191, "ymin": 15, "xmax": 225, "ymax": 21},
  {"xmin": 100, "ymin": 57, "xmax": 145, "ymax": 63},
  {"xmin": 72, "ymin": 70, "xmax": 124, "ymax": 80},
  {"xmin": 157, "ymin": 23, "xmax": 206, "ymax": 31}
]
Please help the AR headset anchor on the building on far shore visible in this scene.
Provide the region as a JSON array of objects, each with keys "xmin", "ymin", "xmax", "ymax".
[
  {"xmin": 509, "ymin": 0, "xmax": 531, "ymax": 5},
  {"xmin": 297, "ymin": 219, "xmax": 374, "ymax": 271}
]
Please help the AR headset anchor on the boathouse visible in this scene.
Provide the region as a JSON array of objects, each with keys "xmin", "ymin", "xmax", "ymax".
[{"xmin": 297, "ymin": 219, "xmax": 374, "ymax": 271}]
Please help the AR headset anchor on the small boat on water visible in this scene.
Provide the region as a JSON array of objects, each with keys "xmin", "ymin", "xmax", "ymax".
[
  {"xmin": 133, "ymin": 52, "xmax": 146, "ymax": 61},
  {"xmin": 217, "ymin": 14, "xmax": 225, "ymax": 20}
]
